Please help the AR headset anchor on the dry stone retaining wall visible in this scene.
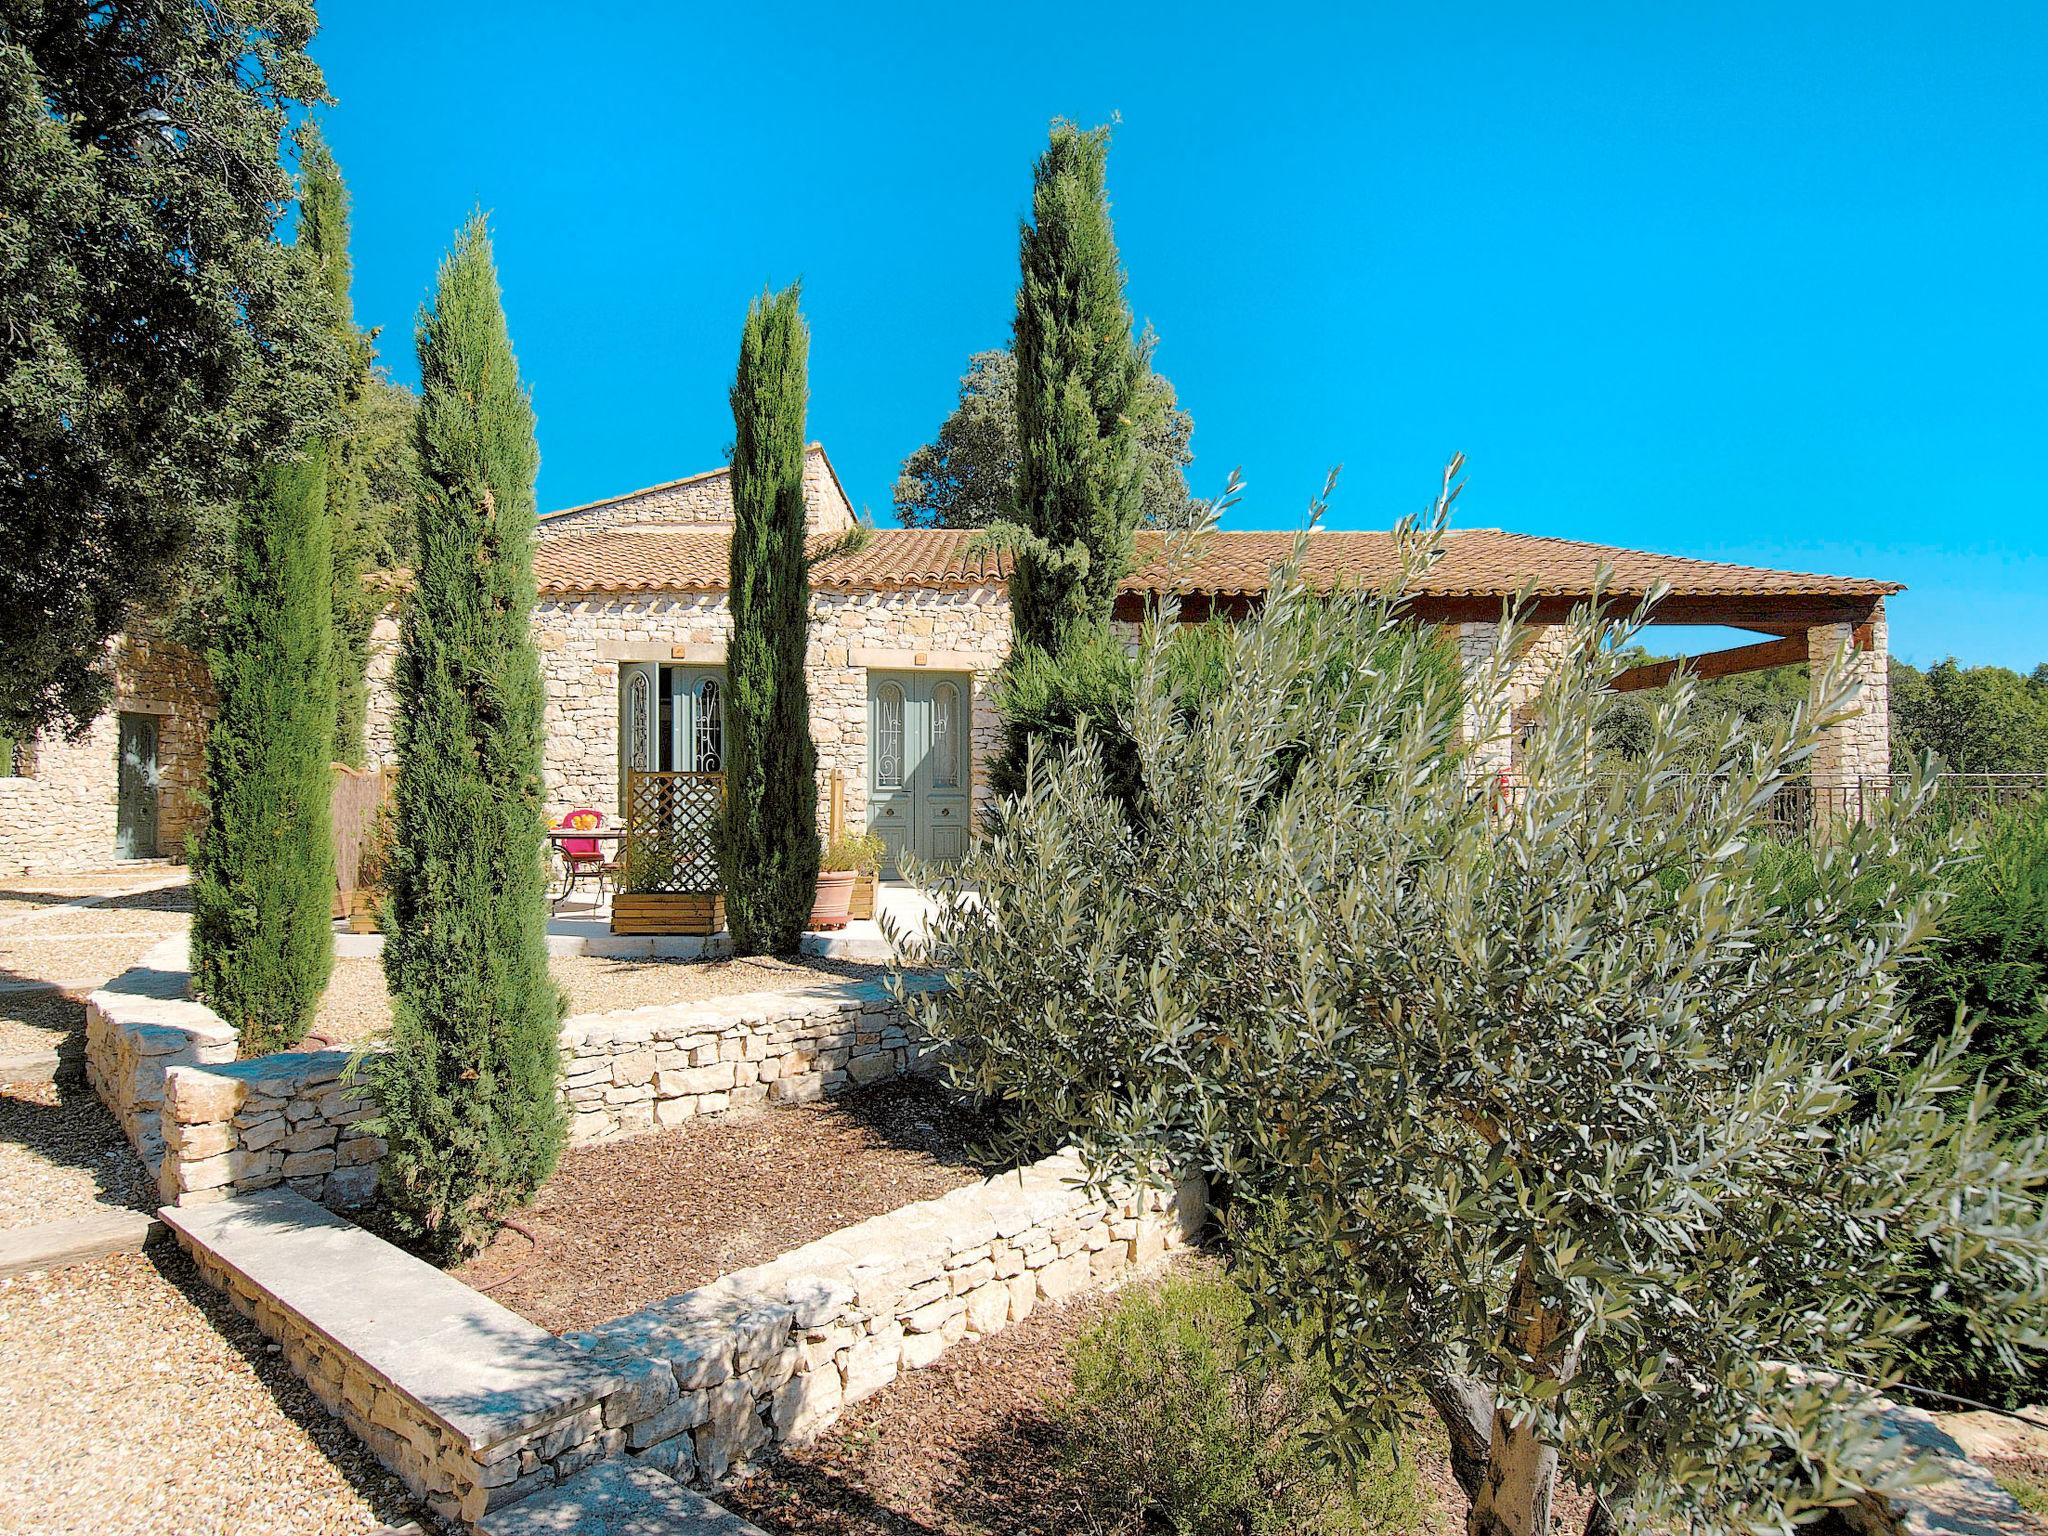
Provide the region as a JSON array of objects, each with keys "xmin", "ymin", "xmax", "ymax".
[
  {"xmin": 569, "ymin": 1150, "xmax": 1208, "ymax": 1488},
  {"xmin": 93, "ymin": 934, "xmax": 932, "ymax": 1208},
  {"xmin": 559, "ymin": 978, "xmax": 936, "ymax": 1144},
  {"xmin": 158, "ymin": 1050, "xmax": 383, "ymax": 1210}
]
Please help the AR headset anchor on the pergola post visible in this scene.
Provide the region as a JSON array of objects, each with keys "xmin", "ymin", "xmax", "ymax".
[{"xmin": 1806, "ymin": 598, "xmax": 1891, "ymax": 808}]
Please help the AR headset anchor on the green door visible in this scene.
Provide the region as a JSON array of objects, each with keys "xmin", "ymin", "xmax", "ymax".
[
  {"xmin": 868, "ymin": 672, "xmax": 969, "ymax": 876},
  {"xmin": 116, "ymin": 712, "xmax": 159, "ymax": 859},
  {"xmin": 618, "ymin": 663, "xmax": 724, "ymax": 794}
]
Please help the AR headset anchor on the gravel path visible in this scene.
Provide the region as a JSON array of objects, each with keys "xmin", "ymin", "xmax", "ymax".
[
  {"xmin": 306, "ymin": 951, "xmax": 888, "ymax": 1047},
  {"xmin": 443, "ymin": 1078, "xmax": 1001, "ymax": 1333},
  {"xmin": 0, "ymin": 1074, "xmax": 150, "ymax": 1227},
  {"xmin": 0, "ymin": 1247, "xmax": 417, "ymax": 1536}
]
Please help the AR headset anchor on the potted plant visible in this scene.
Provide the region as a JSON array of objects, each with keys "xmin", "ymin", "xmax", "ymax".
[{"xmin": 812, "ymin": 830, "xmax": 884, "ymax": 931}]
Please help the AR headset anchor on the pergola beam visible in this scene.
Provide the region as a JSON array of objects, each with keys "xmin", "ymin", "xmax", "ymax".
[{"xmin": 1608, "ymin": 632, "xmax": 1831, "ymax": 694}]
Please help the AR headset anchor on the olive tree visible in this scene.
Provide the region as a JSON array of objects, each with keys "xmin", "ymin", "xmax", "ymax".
[{"xmin": 894, "ymin": 467, "xmax": 2048, "ymax": 1536}]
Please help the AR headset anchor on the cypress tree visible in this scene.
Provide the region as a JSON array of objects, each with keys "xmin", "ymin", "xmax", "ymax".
[
  {"xmin": 373, "ymin": 215, "xmax": 563, "ymax": 1258},
  {"xmin": 720, "ymin": 285, "xmax": 820, "ymax": 956},
  {"xmin": 1003, "ymin": 121, "xmax": 1145, "ymax": 653},
  {"xmin": 191, "ymin": 445, "xmax": 338, "ymax": 1057},
  {"xmin": 297, "ymin": 123, "xmax": 379, "ymax": 767}
]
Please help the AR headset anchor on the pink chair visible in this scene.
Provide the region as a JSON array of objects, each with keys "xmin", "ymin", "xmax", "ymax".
[{"xmin": 553, "ymin": 808, "xmax": 617, "ymax": 909}]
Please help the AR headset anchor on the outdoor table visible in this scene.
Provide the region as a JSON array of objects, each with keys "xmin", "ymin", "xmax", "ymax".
[{"xmin": 546, "ymin": 826, "xmax": 626, "ymax": 911}]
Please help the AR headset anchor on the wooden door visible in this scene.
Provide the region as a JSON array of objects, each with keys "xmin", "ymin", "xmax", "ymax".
[
  {"xmin": 116, "ymin": 712, "xmax": 159, "ymax": 858},
  {"xmin": 867, "ymin": 673, "xmax": 969, "ymax": 875}
]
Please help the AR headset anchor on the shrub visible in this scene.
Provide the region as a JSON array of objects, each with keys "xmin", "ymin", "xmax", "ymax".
[
  {"xmin": 822, "ymin": 830, "xmax": 885, "ymax": 874},
  {"xmin": 900, "ymin": 474, "xmax": 2048, "ymax": 1536},
  {"xmin": 1059, "ymin": 1271, "xmax": 1421, "ymax": 1536}
]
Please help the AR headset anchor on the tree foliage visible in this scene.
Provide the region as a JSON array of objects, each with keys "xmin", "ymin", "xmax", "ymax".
[
  {"xmin": 719, "ymin": 284, "xmax": 820, "ymax": 956},
  {"xmin": 372, "ymin": 216, "xmax": 563, "ymax": 1259},
  {"xmin": 895, "ymin": 336, "xmax": 1200, "ymax": 532},
  {"xmin": 1892, "ymin": 658, "xmax": 2048, "ymax": 774},
  {"xmin": 897, "ymin": 473, "xmax": 2048, "ymax": 1536},
  {"xmin": 0, "ymin": 0, "xmax": 344, "ymax": 738},
  {"xmin": 296, "ymin": 120, "xmax": 414, "ymax": 767},
  {"xmin": 993, "ymin": 121, "xmax": 1146, "ymax": 655},
  {"xmin": 190, "ymin": 445, "xmax": 336, "ymax": 1056}
]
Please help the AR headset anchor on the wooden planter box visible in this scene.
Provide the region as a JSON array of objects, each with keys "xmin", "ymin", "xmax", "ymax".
[
  {"xmin": 338, "ymin": 889, "xmax": 381, "ymax": 934},
  {"xmin": 847, "ymin": 873, "xmax": 878, "ymax": 923},
  {"xmin": 612, "ymin": 891, "xmax": 725, "ymax": 936}
]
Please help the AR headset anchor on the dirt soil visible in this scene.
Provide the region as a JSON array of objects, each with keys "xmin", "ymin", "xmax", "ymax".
[
  {"xmin": 725, "ymin": 1255, "xmax": 1469, "ymax": 1536},
  {"xmin": 0, "ymin": 1074, "xmax": 150, "ymax": 1228},
  {"xmin": 441, "ymin": 1078, "xmax": 1005, "ymax": 1334},
  {"xmin": 305, "ymin": 951, "xmax": 887, "ymax": 1048}
]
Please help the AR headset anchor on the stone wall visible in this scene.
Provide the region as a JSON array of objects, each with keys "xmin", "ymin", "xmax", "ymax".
[
  {"xmin": 568, "ymin": 1150, "xmax": 1208, "ymax": 1487},
  {"xmin": 0, "ymin": 633, "xmax": 213, "ymax": 875},
  {"xmin": 534, "ymin": 447, "xmax": 855, "ymax": 541},
  {"xmin": 84, "ymin": 936, "xmax": 236, "ymax": 1170},
  {"xmin": 1451, "ymin": 619, "xmax": 1566, "ymax": 778},
  {"xmin": 1809, "ymin": 598, "xmax": 1891, "ymax": 787},
  {"xmin": 158, "ymin": 1051, "xmax": 384, "ymax": 1210},
  {"xmin": 559, "ymin": 978, "xmax": 935, "ymax": 1145},
  {"xmin": 369, "ymin": 586, "xmax": 1013, "ymax": 836}
]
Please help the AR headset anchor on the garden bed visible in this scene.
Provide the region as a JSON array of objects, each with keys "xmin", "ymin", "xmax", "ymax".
[
  {"xmin": 303, "ymin": 951, "xmax": 886, "ymax": 1048},
  {"xmin": 722, "ymin": 1252, "xmax": 1466, "ymax": 1536},
  {"xmin": 436, "ymin": 1077, "xmax": 1003, "ymax": 1334}
]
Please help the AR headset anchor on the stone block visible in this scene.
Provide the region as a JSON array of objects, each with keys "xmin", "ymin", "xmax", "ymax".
[
  {"xmin": 964, "ymin": 1283, "xmax": 1009, "ymax": 1336},
  {"xmin": 281, "ymin": 1148, "xmax": 336, "ymax": 1178},
  {"xmin": 900, "ymin": 1330, "xmax": 947, "ymax": 1370},
  {"xmin": 1037, "ymin": 1253, "xmax": 1089, "ymax": 1304},
  {"xmin": 840, "ymin": 1327, "xmax": 900, "ymax": 1404},
  {"xmin": 732, "ymin": 1303, "xmax": 795, "ymax": 1374},
  {"xmin": 772, "ymin": 1364, "xmax": 843, "ymax": 1444},
  {"xmin": 601, "ymin": 1354, "xmax": 680, "ymax": 1428},
  {"xmin": 163, "ymin": 1065, "xmax": 247, "ymax": 1122},
  {"xmin": 625, "ymin": 1388, "xmax": 709, "ymax": 1450},
  {"xmin": 281, "ymin": 1122, "xmax": 339, "ymax": 1154}
]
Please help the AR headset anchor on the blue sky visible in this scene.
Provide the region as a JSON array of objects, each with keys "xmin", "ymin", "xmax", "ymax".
[{"xmin": 312, "ymin": 3, "xmax": 2046, "ymax": 669}]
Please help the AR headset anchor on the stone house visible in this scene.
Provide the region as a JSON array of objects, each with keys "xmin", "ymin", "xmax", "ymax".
[{"xmin": 1, "ymin": 442, "xmax": 1901, "ymax": 878}]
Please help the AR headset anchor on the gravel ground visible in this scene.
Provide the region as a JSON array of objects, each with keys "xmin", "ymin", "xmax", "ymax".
[
  {"xmin": 0, "ymin": 1247, "xmax": 417, "ymax": 1536},
  {"xmin": 441, "ymin": 1078, "xmax": 1002, "ymax": 1333},
  {"xmin": 724, "ymin": 1255, "xmax": 1462, "ymax": 1536},
  {"xmin": 305, "ymin": 951, "xmax": 888, "ymax": 1048},
  {"xmin": 0, "ymin": 1074, "xmax": 150, "ymax": 1227},
  {"xmin": 0, "ymin": 986, "xmax": 85, "ymax": 1060}
]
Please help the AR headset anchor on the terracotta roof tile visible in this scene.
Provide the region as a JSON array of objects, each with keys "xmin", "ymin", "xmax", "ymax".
[{"xmin": 530, "ymin": 525, "xmax": 1900, "ymax": 602}]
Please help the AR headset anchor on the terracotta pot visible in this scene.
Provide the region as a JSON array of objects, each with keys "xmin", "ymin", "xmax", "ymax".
[{"xmin": 810, "ymin": 869, "xmax": 857, "ymax": 930}]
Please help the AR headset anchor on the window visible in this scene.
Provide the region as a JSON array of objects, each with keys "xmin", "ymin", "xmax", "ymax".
[
  {"xmin": 625, "ymin": 671, "xmax": 653, "ymax": 772},
  {"xmin": 694, "ymin": 679, "xmax": 723, "ymax": 773},
  {"xmin": 876, "ymin": 683, "xmax": 905, "ymax": 790},
  {"xmin": 931, "ymin": 682, "xmax": 960, "ymax": 788}
]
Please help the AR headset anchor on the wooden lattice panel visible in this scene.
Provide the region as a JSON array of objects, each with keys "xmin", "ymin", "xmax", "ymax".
[{"xmin": 622, "ymin": 771, "xmax": 723, "ymax": 893}]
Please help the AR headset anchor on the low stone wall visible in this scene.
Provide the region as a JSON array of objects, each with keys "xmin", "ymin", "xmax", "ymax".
[
  {"xmin": 164, "ymin": 1188, "xmax": 637, "ymax": 1530},
  {"xmin": 84, "ymin": 936, "xmax": 236, "ymax": 1169},
  {"xmin": 559, "ymin": 978, "xmax": 937, "ymax": 1145},
  {"xmin": 159, "ymin": 1051, "xmax": 383, "ymax": 1210},
  {"xmin": 569, "ymin": 1149, "xmax": 1207, "ymax": 1487},
  {"xmin": 95, "ymin": 934, "xmax": 935, "ymax": 1209}
]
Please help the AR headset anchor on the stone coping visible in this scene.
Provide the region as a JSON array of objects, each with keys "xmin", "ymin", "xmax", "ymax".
[
  {"xmin": 475, "ymin": 1459, "xmax": 765, "ymax": 1536},
  {"xmin": 159, "ymin": 1188, "xmax": 624, "ymax": 1454}
]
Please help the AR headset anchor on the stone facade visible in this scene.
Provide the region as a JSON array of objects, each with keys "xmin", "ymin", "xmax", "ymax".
[
  {"xmin": 535, "ymin": 446, "xmax": 856, "ymax": 542},
  {"xmin": 558, "ymin": 978, "xmax": 937, "ymax": 1145},
  {"xmin": 368, "ymin": 586, "xmax": 1012, "ymax": 837},
  {"xmin": 1809, "ymin": 597, "xmax": 1891, "ymax": 787},
  {"xmin": 0, "ymin": 633, "xmax": 213, "ymax": 875},
  {"xmin": 569, "ymin": 1150, "xmax": 1208, "ymax": 1487}
]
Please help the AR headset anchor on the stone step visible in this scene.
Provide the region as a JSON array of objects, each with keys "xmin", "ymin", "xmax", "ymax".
[
  {"xmin": 474, "ymin": 1459, "xmax": 765, "ymax": 1535},
  {"xmin": 0, "ymin": 1206, "xmax": 162, "ymax": 1278},
  {"xmin": 159, "ymin": 1188, "xmax": 624, "ymax": 1454}
]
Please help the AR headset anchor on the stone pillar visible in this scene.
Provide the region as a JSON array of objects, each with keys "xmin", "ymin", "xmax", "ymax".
[
  {"xmin": 1807, "ymin": 599, "xmax": 1891, "ymax": 805},
  {"xmin": 1453, "ymin": 621, "xmax": 1515, "ymax": 779}
]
